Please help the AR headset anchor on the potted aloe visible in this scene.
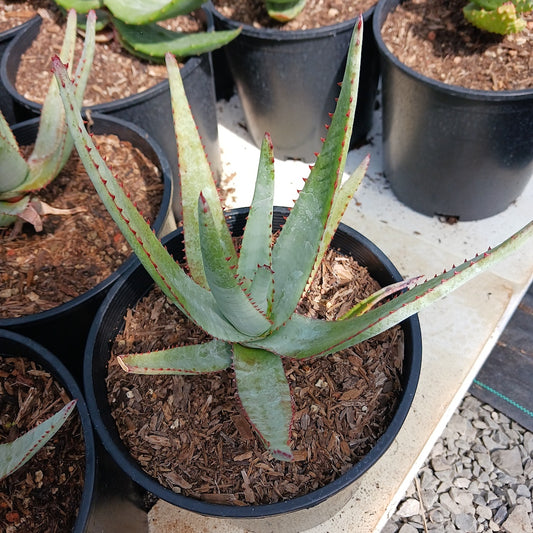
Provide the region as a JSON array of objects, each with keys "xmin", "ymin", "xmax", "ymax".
[
  {"xmin": 0, "ymin": 10, "xmax": 173, "ymax": 383},
  {"xmin": 207, "ymin": 0, "xmax": 380, "ymax": 161},
  {"xmin": 1, "ymin": 1, "xmax": 240, "ymax": 215},
  {"xmin": 373, "ymin": 0, "xmax": 533, "ymax": 220},
  {"xmin": 53, "ymin": 17, "xmax": 533, "ymax": 527},
  {"xmin": 0, "ymin": 329, "xmax": 95, "ymax": 532}
]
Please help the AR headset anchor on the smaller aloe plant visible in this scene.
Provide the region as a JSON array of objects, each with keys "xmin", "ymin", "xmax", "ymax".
[
  {"xmin": 0, "ymin": 400, "xmax": 76, "ymax": 481},
  {"xmin": 52, "ymin": 0, "xmax": 241, "ymax": 61},
  {"xmin": 463, "ymin": 0, "xmax": 533, "ymax": 34},
  {"xmin": 0, "ymin": 9, "xmax": 95, "ymax": 233},
  {"xmin": 265, "ymin": 0, "xmax": 307, "ymax": 22},
  {"xmin": 53, "ymin": 17, "xmax": 533, "ymax": 461}
]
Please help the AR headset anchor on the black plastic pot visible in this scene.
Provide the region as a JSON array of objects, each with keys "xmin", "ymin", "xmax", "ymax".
[
  {"xmin": 373, "ymin": 0, "xmax": 533, "ymax": 221},
  {"xmin": 84, "ymin": 207, "xmax": 422, "ymax": 531},
  {"xmin": 0, "ymin": 329, "xmax": 96, "ymax": 532},
  {"xmin": 0, "ymin": 113, "xmax": 174, "ymax": 386},
  {"xmin": 0, "ymin": 11, "xmax": 221, "ymax": 219},
  {"xmin": 207, "ymin": 3, "xmax": 380, "ymax": 163},
  {"xmin": 0, "ymin": 14, "xmax": 38, "ymax": 124}
]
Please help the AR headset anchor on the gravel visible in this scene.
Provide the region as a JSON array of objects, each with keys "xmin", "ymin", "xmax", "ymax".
[{"xmin": 383, "ymin": 394, "xmax": 533, "ymax": 533}]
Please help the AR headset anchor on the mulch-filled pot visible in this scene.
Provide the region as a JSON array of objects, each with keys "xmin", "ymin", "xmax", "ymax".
[
  {"xmin": 84, "ymin": 207, "xmax": 422, "ymax": 532},
  {"xmin": 0, "ymin": 9, "xmax": 221, "ymax": 217},
  {"xmin": 207, "ymin": 0, "xmax": 380, "ymax": 162},
  {"xmin": 0, "ymin": 113, "xmax": 173, "ymax": 384},
  {"xmin": 373, "ymin": 0, "xmax": 533, "ymax": 221},
  {"xmin": 0, "ymin": 328, "xmax": 95, "ymax": 532},
  {"xmin": 0, "ymin": 0, "xmax": 42, "ymax": 124}
]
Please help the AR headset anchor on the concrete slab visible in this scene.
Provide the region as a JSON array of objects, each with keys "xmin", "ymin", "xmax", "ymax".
[{"xmin": 147, "ymin": 93, "xmax": 533, "ymax": 533}]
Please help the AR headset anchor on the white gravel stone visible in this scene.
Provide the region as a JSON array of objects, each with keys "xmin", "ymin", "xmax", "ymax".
[
  {"xmin": 501, "ymin": 504, "xmax": 533, "ymax": 533},
  {"xmin": 396, "ymin": 498, "xmax": 421, "ymax": 518},
  {"xmin": 491, "ymin": 448, "xmax": 524, "ymax": 477},
  {"xmin": 455, "ymin": 512, "xmax": 477, "ymax": 532}
]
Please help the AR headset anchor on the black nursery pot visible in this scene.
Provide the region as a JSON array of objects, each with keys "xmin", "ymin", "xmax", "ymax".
[
  {"xmin": 208, "ymin": 3, "xmax": 380, "ymax": 162},
  {"xmin": 0, "ymin": 329, "xmax": 96, "ymax": 533},
  {"xmin": 0, "ymin": 10, "xmax": 221, "ymax": 219},
  {"xmin": 0, "ymin": 14, "xmax": 38, "ymax": 124},
  {"xmin": 373, "ymin": 0, "xmax": 533, "ymax": 221},
  {"xmin": 0, "ymin": 113, "xmax": 173, "ymax": 386},
  {"xmin": 84, "ymin": 207, "xmax": 422, "ymax": 531}
]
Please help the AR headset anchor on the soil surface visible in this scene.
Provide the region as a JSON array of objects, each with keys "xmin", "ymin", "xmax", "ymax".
[
  {"xmin": 0, "ymin": 133, "xmax": 163, "ymax": 318},
  {"xmin": 0, "ymin": 356, "xmax": 85, "ymax": 532},
  {"xmin": 380, "ymin": 0, "xmax": 533, "ymax": 91},
  {"xmin": 13, "ymin": 2, "xmax": 203, "ymax": 106},
  {"xmin": 213, "ymin": 0, "xmax": 376, "ymax": 30},
  {"xmin": 106, "ymin": 248, "xmax": 405, "ymax": 506},
  {"xmin": 0, "ymin": 0, "xmax": 47, "ymax": 33}
]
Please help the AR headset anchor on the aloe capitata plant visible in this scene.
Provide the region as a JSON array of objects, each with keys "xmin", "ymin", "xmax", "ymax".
[
  {"xmin": 52, "ymin": 0, "xmax": 240, "ymax": 61},
  {"xmin": 463, "ymin": 0, "xmax": 533, "ymax": 34},
  {"xmin": 53, "ymin": 17, "xmax": 533, "ymax": 462},
  {"xmin": 265, "ymin": 0, "xmax": 307, "ymax": 22},
  {"xmin": 0, "ymin": 9, "xmax": 95, "ymax": 233},
  {"xmin": 0, "ymin": 400, "xmax": 76, "ymax": 481}
]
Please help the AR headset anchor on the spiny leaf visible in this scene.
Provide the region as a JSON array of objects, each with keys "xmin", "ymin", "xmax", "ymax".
[
  {"xmin": 0, "ymin": 400, "xmax": 76, "ymax": 482},
  {"xmin": 249, "ymin": 220, "xmax": 533, "ymax": 359},
  {"xmin": 166, "ymin": 52, "xmax": 233, "ymax": 287},
  {"xmin": 117, "ymin": 340, "xmax": 233, "ymax": 374},
  {"xmin": 269, "ymin": 16, "xmax": 363, "ymax": 328},
  {"xmin": 52, "ymin": 55, "xmax": 255, "ymax": 344},
  {"xmin": 104, "ymin": 0, "xmax": 204, "ymax": 25},
  {"xmin": 232, "ymin": 344, "xmax": 293, "ymax": 461}
]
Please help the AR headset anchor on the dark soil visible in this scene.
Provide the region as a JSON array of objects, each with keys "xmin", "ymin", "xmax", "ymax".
[
  {"xmin": 0, "ymin": 356, "xmax": 85, "ymax": 532},
  {"xmin": 380, "ymin": 0, "xmax": 533, "ymax": 91},
  {"xmin": 106, "ymin": 248, "xmax": 405, "ymax": 506},
  {"xmin": 0, "ymin": 133, "xmax": 163, "ymax": 318},
  {"xmin": 13, "ymin": 2, "xmax": 204, "ymax": 106},
  {"xmin": 213, "ymin": 0, "xmax": 376, "ymax": 30}
]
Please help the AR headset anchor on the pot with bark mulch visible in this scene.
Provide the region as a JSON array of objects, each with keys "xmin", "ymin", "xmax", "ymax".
[
  {"xmin": 0, "ymin": 113, "xmax": 173, "ymax": 385},
  {"xmin": 0, "ymin": 0, "xmax": 43, "ymax": 123},
  {"xmin": 207, "ymin": 0, "xmax": 381, "ymax": 162},
  {"xmin": 0, "ymin": 5, "xmax": 221, "ymax": 218},
  {"xmin": 84, "ymin": 207, "xmax": 422, "ymax": 532},
  {"xmin": 0, "ymin": 328, "xmax": 95, "ymax": 532},
  {"xmin": 373, "ymin": 0, "xmax": 533, "ymax": 221}
]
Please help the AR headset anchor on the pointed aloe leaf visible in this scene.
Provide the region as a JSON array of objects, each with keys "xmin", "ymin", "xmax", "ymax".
[
  {"xmin": 114, "ymin": 19, "xmax": 241, "ymax": 60},
  {"xmin": 52, "ymin": 56, "xmax": 255, "ymax": 344},
  {"xmin": 269, "ymin": 17, "xmax": 363, "ymax": 328},
  {"xmin": 266, "ymin": 0, "xmax": 307, "ymax": 22},
  {"xmin": 14, "ymin": 10, "xmax": 96, "ymax": 195},
  {"xmin": 199, "ymin": 193, "xmax": 272, "ymax": 337},
  {"xmin": 0, "ymin": 112, "xmax": 29, "ymax": 195},
  {"xmin": 166, "ymin": 53, "xmax": 234, "ymax": 287},
  {"xmin": 117, "ymin": 340, "xmax": 232, "ymax": 374},
  {"xmin": 0, "ymin": 400, "xmax": 76, "ymax": 482},
  {"xmin": 463, "ymin": 1, "xmax": 527, "ymax": 33},
  {"xmin": 232, "ymin": 344, "xmax": 293, "ymax": 461},
  {"xmin": 238, "ymin": 133, "xmax": 275, "ymax": 312},
  {"xmin": 249, "ymin": 220, "xmax": 533, "ymax": 359},
  {"xmin": 104, "ymin": 0, "xmax": 204, "ymax": 24}
]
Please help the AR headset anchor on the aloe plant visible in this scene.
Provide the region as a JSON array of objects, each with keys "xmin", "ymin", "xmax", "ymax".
[
  {"xmin": 0, "ymin": 400, "xmax": 76, "ymax": 481},
  {"xmin": 53, "ymin": 17, "xmax": 533, "ymax": 461},
  {"xmin": 265, "ymin": 0, "xmax": 307, "ymax": 22},
  {"xmin": 52, "ymin": 0, "xmax": 240, "ymax": 61},
  {"xmin": 463, "ymin": 0, "xmax": 533, "ymax": 34},
  {"xmin": 0, "ymin": 9, "xmax": 95, "ymax": 233}
]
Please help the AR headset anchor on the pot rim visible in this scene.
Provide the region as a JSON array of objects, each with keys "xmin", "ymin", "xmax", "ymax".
[
  {"xmin": 84, "ymin": 206, "xmax": 422, "ymax": 519},
  {"xmin": 372, "ymin": 0, "xmax": 533, "ymax": 101},
  {"xmin": 0, "ymin": 328, "xmax": 96, "ymax": 532},
  {"xmin": 0, "ymin": 112, "xmax": 173, "ymax": 329},
  {"xmin": 207, "ymin": 0, "xmax": 375, "ymax": 42}
]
